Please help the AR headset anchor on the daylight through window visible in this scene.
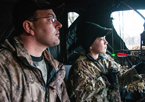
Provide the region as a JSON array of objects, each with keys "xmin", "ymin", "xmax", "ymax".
[
  {"xmin": 68, "ymin": 12, "xmax": 79, "ymax": 27},
  {"xmin": 111, "ymin": 10, "xmax": 145, "ymax": 50}
]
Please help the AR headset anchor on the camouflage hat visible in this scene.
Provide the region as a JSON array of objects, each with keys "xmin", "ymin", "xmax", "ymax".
[{"xmin": 76, "ymin": 22, "xmax": 112, "ymax": 52}]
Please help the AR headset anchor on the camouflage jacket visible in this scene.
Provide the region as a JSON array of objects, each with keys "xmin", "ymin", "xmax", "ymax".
[
  {"xmin": 67, "ymin": 52, "xmax": 145, "ymax": 102},
  {"xmin": 0, "ymin": 37, "xmax": 70, "ymax": 102}
]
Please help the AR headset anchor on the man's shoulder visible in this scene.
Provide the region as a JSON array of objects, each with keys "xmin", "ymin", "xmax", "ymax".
[{"xmin": 0, "ymin": 48, "xmax": 13, "ymax": 62}]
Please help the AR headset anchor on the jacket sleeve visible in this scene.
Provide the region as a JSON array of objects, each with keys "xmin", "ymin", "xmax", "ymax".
[
  {"xmin": 118, "ymin": 67, "xmax": 145, "ymax": 92},
  {"xmin": 68, "ymin": 61, "xmax": 107, "ymax": 102},
  {"xmin": 0, "ymin": 68, "xmax": 10, "ymax": 102},
  {"xmin": 104, "ymin": 53, "xmax": 145, "ymax": 92}
]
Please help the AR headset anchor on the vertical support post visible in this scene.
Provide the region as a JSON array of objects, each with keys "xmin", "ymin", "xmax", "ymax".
[{"xmin": 60, "ymin": 11, "xmax": 68, "ymax": 64}]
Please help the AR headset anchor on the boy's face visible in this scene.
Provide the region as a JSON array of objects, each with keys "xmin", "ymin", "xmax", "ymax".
[
  {"xmin": 90, "ymin": 36, "xmax": 108, "ymax": 54},
  {"xmin": 31, "ymin": 9, "xmax": 62, "ymax": 48}
]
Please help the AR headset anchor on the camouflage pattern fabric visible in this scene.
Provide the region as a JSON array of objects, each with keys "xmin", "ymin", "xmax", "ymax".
[
  {"xmin": 67, "ymin": 52, "xmax": 145, "ymax": 102},
  {"xmin": 0, "ymin": 37, "xmax": 70, "ymax": 102}
]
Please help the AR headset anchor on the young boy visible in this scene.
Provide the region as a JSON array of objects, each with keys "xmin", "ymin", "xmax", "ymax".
[{"xmin": 67, "ymin": 22, "xmax": 145, "ymax": 102}]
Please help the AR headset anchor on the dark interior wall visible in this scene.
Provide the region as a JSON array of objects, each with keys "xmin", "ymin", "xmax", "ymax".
[{"xmin": 0, "ymin": 1, "xmax": 16, "ymax": 42}]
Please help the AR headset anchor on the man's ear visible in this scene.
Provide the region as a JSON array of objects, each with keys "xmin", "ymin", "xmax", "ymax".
[
  {"xmin": 23, "ymin": 20, "xmax": 34, "ymax": 35},
  {"xmin": 90, "ymin": 46, "xmax": 92, "ymax": 50}
]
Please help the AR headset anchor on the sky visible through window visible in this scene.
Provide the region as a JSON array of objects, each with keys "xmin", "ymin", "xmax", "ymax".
[
  {"xmin": 68, "ymin": 12, "xmax": 79, "ymax": 27},
  {"xmin": 111, "ymin": 10, "xmax": 145, "ymax": 50}
]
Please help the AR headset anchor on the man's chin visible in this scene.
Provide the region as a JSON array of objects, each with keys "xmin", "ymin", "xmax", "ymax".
[{"xmin": 54, "ymin": 40, "xmax": 60, "ymax": 46}]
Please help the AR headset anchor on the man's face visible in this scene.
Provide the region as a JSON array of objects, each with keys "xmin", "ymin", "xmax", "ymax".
[
  {"xmin": 32, "ymin": 9, "xmax": 62, "ymax": 48},
  {"xmin": 90, "ymin": 36, "xmax": 108, "ymax": 54}
]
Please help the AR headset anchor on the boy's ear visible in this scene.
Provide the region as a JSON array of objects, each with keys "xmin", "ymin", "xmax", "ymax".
[{"xmin": 23, "ymin": 20, "xmax": 34, "ymax": 35}]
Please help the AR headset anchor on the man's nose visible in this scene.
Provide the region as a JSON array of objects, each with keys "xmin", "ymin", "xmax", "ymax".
[{"xmin": 55, "ymin": 20, "xmax": 62, "ymax": 29}]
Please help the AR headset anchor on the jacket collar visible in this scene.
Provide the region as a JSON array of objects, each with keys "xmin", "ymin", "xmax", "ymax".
[
  {"xmin": 4, "ymin": 37, "xmax": 58, "ymax": 70},
  {"xmin": 85, "ymin": 53, "xmax": 106, "ymax": 61},
  {"xmin": 13, "ymin": 37, "xmax": 34, "ymax": 66}
]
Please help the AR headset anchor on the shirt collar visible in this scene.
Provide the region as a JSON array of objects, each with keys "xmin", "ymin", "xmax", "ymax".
[{"xmin": 85, "ymin": 53, "xmax": 106, "ymax": 61}]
